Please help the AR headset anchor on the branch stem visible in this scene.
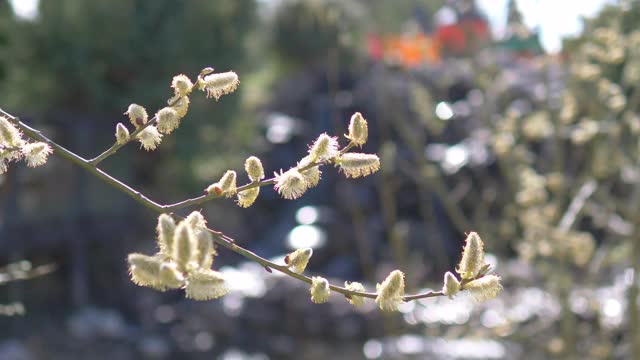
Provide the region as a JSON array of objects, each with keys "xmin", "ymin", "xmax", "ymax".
[{"xmin": 1, "ymin": 108, "xmax": 445, "ymax": 302}]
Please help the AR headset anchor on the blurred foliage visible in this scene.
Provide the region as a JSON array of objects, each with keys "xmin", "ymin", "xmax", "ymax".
[
  {"xmin": 6, "ymin": 0, "xmax": 640, "ymax": 359},
  {"xmin": 0, "ymin": 0, "xmax": 263, "ymax": 193}
]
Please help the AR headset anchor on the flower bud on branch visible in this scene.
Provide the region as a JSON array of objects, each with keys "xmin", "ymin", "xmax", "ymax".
[
  {"xmin": 274, "ymin": 168, "xmax": 308, "ymax": 200},
  {"xmin": 115, "ymin": 123, "xmax": 130, "ymax": 145},
  {"xmin": 335, "ymin": 153, "xmax": 380, "ymax": 178},
  {"xmin": 136, "ymin": 126, "xmax": 162, "ymax": 151},
  {"xmin": 464, "ymin": 275, "xmax": 502, "ymax": 302},
  {"xmin": 375, "ymin": 270, "xmax": 405, "ymax": 311},
  {"xmin": 171, "ymin": 74, "xmax": 194, "ymax": 97},
  {"xmin": 237, "ymin": 187, "xmax": 259, "ymax": 208},
  {"xmin": 21, "ymin": 142, "xmax": 52, "ymax": 167},
  {"xmin": 185, "ymin": 268, "xmax": 228, "ymax": 300},
  {"xmin": 286, "ymin": 248, "xmax": 313, "ymax": 274},
  {"xmin": 207, "ymin": 170, "xmax": 237, "ymax": 198},
  {"xmin": 345, "ymin": 282, "xmax": 366, "ymax": 307},
  {"xmin": 0, "ymin": 116, "xmax": 23, "ymax": 147},
  {"xmin": 442, "ymin": 271, "xmax": 460, "ymax": 298},
  {"xmin": 156, "ymin": 107, "xmax": 180, "ymax": 134},
  {"xmin": 309, "ymin": 133, "xmax": 339, "ymax": 161},
  {"xmin": 244, "ymin": 156, "xmax": 265, "ymax": 181},
  {"xmin": 345, "ymin": 112, "xmax": 368, "ymax": 147},
  {"xmin": 128, "ymin": 253, "xmax": 164, "ymax": 290},
  {"xmin": 310, "ymin": 276, "xmax": 331, "ymax": 303},
  {"xmin": 156, "ymin": 214, "xmax": 176, "ymax": 257},
  {"xmin": 457, "ymin": 232, "xmax": 485, "ymax": 280},
  {"xmin": 173, "ymin": 222, "xmax": 197, "ymax": 270},
  {"xmin": 125, "ymin": 104, "xmax": 148, "ymax": 128},
  {"xmin": 198, "ymin": 71, "xmax": 239, "ymax": 100}
]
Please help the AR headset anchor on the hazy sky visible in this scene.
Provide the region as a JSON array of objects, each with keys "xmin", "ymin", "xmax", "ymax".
[
  {"xmin": 10, "ymin": 0, "xmax": 616, "ymax": 53},
  {"xmin": 477, "ymin": 0, "xmax": 617, "ymax": 52}
]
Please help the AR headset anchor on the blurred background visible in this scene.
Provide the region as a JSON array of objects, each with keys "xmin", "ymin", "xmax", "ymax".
[{"xmin": 1, "ymin": 0, "xmax": 639, "ymax": 358}]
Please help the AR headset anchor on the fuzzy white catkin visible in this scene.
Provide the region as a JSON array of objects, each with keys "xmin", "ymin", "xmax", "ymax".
[
  {"xmin": 310, "ymin": 276, "xmax": 331, "ymax": 303},
  {"xmin": 237, "ymin": 187, "xmax": 259, "ymax": 208},
  {"xmin": 185, "ymin": 268, "xmax": 228, "ymax": 300},
  {"xmin": 346, "ymin": 112, "xmax": 368, "ymax": 147},
  {"xmin": 464, "ymin": 275, "xmax": 502, "ymax": 302},
  {"xmin": 336, "ymin": 153, "xmax": 380, "ymax": 178},
  {"xmin": 128, "ymin": 253, "xmax": 164, "ymax": 290},
  {"xmin": 199, "ymin": 71, "xmax": 239, "ymax": 100},
  {"xmin": 125, "ymin": 104, "xmax": 148, "ymax": 128},
  {"xmin": 218, "ymin": 170, "xmax": 237, "ymax": 197},
  {"xmin": 115, "ymin": 123, "xmax": 130, "ymax": 145},
  {"xmin": 172, "ymin": 222, "xmax": 197, "ymax": 270},
  {"xmin": 171, "ymin": 74, "xmax": 194, "ymax": 97},
  {"xmin": 244, "ymin": 156, "xmax": 265, "ymax": 181},
  {"xmin": 457, "ymin": 232, "xmax": 485, "ymax": 280},
  {"xmin": 159, "ymin": 262, "xmax": 185, "ymax": 289},
  {"xmin": 287, "ymin": 248, "xmax": 313, "ymax": 274},
  {"xmin": 442, "ymin": 271, "xmax": 460, "ymax": 298},
  {"xmin": 344, "ymin": 282, "xmax": 366, "ymax": 307},
  {"xmin": 21, "ymin": 142, "xmax": 52, "ymax": 167},
  {"xmin": 137, "ymin": 126, "xmax": 162, "ymax": 151},
  {"xmin": 274, "ymin": 168, "xmax": 308, "ymax": 200},
  {"xmin": 156, "ymin": 214, "xmax": 176, "ymax": 257},
  {"xmin": 156, "ymin": 107, "xmax": 180, "ymax": 134},
  {"xmin": 309, "ymin": 133, "xmax": 339, "ymax": 161},
  {"xmin": 375, "ymin": 270, "xmax": 405, "ymax": 311},
  {"xmin": 0, "ymin": 116, "xmax": 23, "ymax": 147}
]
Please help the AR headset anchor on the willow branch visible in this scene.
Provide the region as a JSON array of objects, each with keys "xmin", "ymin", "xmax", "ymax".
[
  {"xmin": 87, "ymin": 96, "xmax": 183, "ymax": 166},
  {"xmin": 163, "ymin": 143, "xmax": 355, "ymax": 212},
  {"xmin": 0, "ymin": 263, "xmax": 57, "ymax": 285},
  {"xmin": 1, "ymin": 108, "xmax": 444, "ymax": 302}
]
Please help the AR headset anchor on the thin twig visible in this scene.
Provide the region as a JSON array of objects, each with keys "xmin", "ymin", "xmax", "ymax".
[
  {"xmin": 0, "ymin": 263, "xmax": 57, "ymax": 285},
  {"xmin": 88, "ymin": 95, "xmax": 184, "ymax": 166},
  {"xmin": 557, "ymin": 179, "xmax": 597, "ymax": 231},
  {"xmin": 1, "ymin": 108, "xmax": 444, "ymax": 302}
]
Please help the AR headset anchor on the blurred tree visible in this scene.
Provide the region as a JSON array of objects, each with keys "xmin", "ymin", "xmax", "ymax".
[{"xmin": 0, "ymin": 0, "xmax": 259, "ymax": 193}]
